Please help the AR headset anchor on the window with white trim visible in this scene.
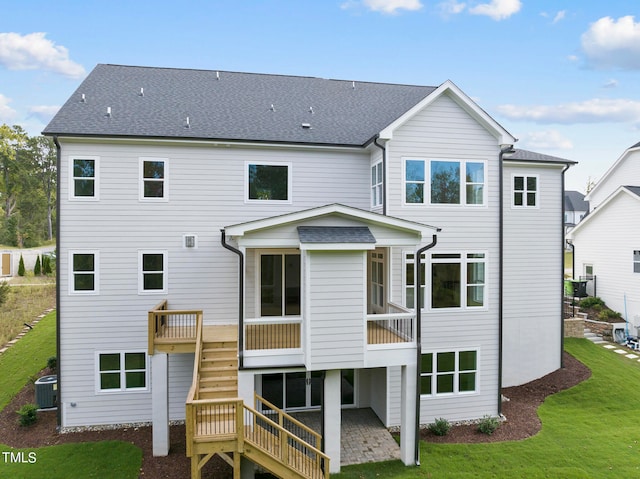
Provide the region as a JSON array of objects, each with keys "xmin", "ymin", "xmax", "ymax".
[
  {"xmin": 634, "ymin": 251, "xmax": 640, "ymax": 273},
  {"xmin": 260, "ymin": 252, "xmax": 300, "ymax": 316},
  {"xmin": 431, "ymin": 253, "xmax": 486, "ymax": 309},
  {"xmin": 370, "ymin": 251, "xmax": 384, "ymax": 309},
  {"xmin": 247, "ymin": 162, "xmax": 291, "ymax": 202},
  {"xmin": 371, "ymin": 162, "xmax": 383, "ymax": 208},
  {"xmin": 420, "ymin": 350, "xmax": 478, "ymax": 396},
  {"xmin": 405, "ymin": 252, "xmax": 426, "ymax": 309},
  {"xmin": 97, "ymin": 352, "xmax": 147, "ymax": 392},
  {"xmin": 139, "ymin": 251, "xmax": 167, "ymax": 294},
  {"xmin": 70, "ymin": 156, "xmax": 98, "ymax": 199},
  {"xmin": 513, "ymin": 175, "xmax": 538, "ymax": 207},
  {"xmin": 404, "ymin": 158, "xmax": 486, "ymax": 205},
  {"xmin": 140, "ymin": 158, "xmax": 167, "ymax": 200},
  {"xmin": 69, "ymin": 251, "xmax": 98, "ymax": 294}
]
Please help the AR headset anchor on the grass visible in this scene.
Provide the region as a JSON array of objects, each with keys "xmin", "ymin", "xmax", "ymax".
[
  {"xmin": 335, "ymin": 339, "xmax": 640, "ymax": 479},
  {"xmin": 0, "ymin": 311, "xmax": 143, "ymax": 478},
  {"xmin": 0, "ymin": 281, "xmax": 55, "ymax": 346}
]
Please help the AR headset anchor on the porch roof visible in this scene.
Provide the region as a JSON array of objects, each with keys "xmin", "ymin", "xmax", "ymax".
[{"xmin": 297, "ymin": 226, "xmax": 376, "ymax": 251}]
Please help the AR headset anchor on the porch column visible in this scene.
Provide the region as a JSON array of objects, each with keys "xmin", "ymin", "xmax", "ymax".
[
  {"xmin": 237, "ymin": 371, "xmax": 255, "ymax": 407},
  {"xmin": 324, "ymin": 369, "xmax": 341, "ymax": 473},
  {"xmin": 151, "ymin": 352, "xmax": 169, "ymax": 456},
  {"xmin": 400, "ymin": 363, "xmax": 417, "ymax": 465}
]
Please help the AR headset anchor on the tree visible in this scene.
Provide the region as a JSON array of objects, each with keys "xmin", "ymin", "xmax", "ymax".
[
  {"xmin": 34, "ymin": 255, "xmax": 42, "ymax": 275},
  {"xmin": 25, "ymin": 136, "xmax": 56, "ymax": 241},
  {"xmin": 0, "ymin": 125, "xmax": 28, "ymax": 245},
  {"xmin": 18, "ymin": 254, "xmax": 25, "ymax": 276}
]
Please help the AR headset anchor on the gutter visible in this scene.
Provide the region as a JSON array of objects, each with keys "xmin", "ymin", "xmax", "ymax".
[
  {"xmin": 372, "ymin": 135, "xmax": 387, "ymax": 215},
  {"xmin": 53, "ymin": 135, "xmax": 62, "ymax": 429},
  {"xmin": 414, "ymin": 233, "xmax": 438, "ymax": 466},
  {"xmin": 220, "ymin": 230, "xmax": 245, "ymax": 369}
]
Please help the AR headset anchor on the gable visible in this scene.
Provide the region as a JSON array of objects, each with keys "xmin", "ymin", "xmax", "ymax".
[{"xmin": 586, "ymin": 144, "xmax": 640, "ymax": 208}]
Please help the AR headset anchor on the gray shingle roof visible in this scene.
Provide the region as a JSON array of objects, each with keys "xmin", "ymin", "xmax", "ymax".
[
  {"xmin": 624, "ymin": 185, "xmax": 640, "ymax": 198},
  {"xmin": 297, "ymin": 226, "xmax": 376, "ymax": 244},
  {"xmin": 564, "ymin": 190, "xmax": 589, "ymax": 211},
  {"xmin": 43, "ymin": 64, "xmax": 437, "ymax": 146},
  {"xmin": 507, "ymin": 148, "xmax": 576, "ymax": 165}
]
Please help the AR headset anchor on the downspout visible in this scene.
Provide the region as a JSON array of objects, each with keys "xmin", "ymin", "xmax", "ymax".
[
  {"xmin": 53, "ymin": 135, "xmax": 61, "ymax": 429},
  {"xmin": 221, "ymin": 230, "xmax": 244, "ymax": 369},
  {"xmin": 373, "ymin": 135, "xmax": 387, "ymax": 216},
  {"xmin": 498, "ymin": 145, "xmax": 515, "ymax": 416},
  {"xmin": 560, "ymin": 164, "xmax": 570, "ymax": 369},
  {"xmin": 414, "ymin": 233, "xmax": 438, "ymax": 466}
]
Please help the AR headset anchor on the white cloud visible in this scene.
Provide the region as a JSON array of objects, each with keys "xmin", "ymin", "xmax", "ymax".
[
  {"xmin": 552, "ymin": 10, "xmax": 566, "ymax": 24},
  {"xmin": 437, "ymin": 0, "xmax": 466, "ymax": 16},
  {"xmin": 347, "ymin": 0, "xmax": 423, "ymax": 14},
  {"xmin": 521, "ymin": 130, "xmax": 573, "ymax": 150},
  {"xmin": 497, "ymin": 98, "xmax": 640, "ymax": 124},
  {"xmin": 581, "ymin": 16, "xmax": 640, "ymax": 70},
  {"xmin": 468, "ymin": 0, "xmax": 521, "ymax": 21},
  {"xmin": 28, "ymin": 105, "xmax": 60, "ymax": 123},
  {"xmin": 0, "ymin": 94, "xmax": 17, "ymax": 121},
  {"xmin": 602, "ymin": 79, "xmax": 618, "ymax": 89},
  {"xmin": 0, "ymin": 32, "xmax": 85, "ymax": 78}
]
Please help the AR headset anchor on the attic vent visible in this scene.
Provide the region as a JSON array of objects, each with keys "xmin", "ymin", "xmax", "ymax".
[
  {"xmin": 184, "ymin": 234, "xmax": 197, "ymax": 248},
  {"xmin": 301, "ymin": 123, "xmax": 312, "ymax": 129}
]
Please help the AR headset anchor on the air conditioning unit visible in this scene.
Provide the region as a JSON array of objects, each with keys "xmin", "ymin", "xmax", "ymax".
[{"xmin": 35, "ymin": 375, "xmax": 57, "ymax": 409}]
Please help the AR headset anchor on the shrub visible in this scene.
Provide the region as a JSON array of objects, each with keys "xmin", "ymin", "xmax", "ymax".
[
  {"xmin": 18, "ymin": 255, "xmax": 25, "ymax": 276},
  {"xmin": 47, "ymin": 356, "xmax": 57, "ymax": 371},
  {"xmin": 428, "ymin": 417, "xmax": 451, "ymax": 436},
  {"xmin": 17, "ymin": 403, "xmax": 38, "ymax": 426},
  {"xmin": 598, "ymin": 309, "xmax": 622, "ymax": 321},
  {"xmin": 34, "ymin": 256, "xmax": 41, "ymax": 275},
  {"xmin": 477, "ymin": 415, "xmax": 500, "ymax": 435},
  {"xmin": 579, "ymin": 297, "xmax": 605, "ymax": 309},
  {"xmin": 42, "ymin": 255, "xmax": 52, "ymax": 275},
  {"xmin": 0, "ymin": 280, "xmax": 10, "ymax": 306}
]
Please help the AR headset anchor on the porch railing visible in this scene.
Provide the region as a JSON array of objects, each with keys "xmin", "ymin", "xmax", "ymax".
[
  {"xmin": 244, "ymin": 317, "xmax": 302, "ymax": 351},
  {"xmin": 148, "ymin": 300, "xmax": 203, "ymax": 354},
  {"xmin": 367, "ymin": 302, "xmax": 415, "ymax": 345}
]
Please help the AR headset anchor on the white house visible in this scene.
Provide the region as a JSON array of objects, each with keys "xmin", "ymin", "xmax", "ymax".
[
  {"xmin": 564, "ymin": 190, "xmax": 588, "ymax": 235},
  {"xmin": 44, "ymin": 64, "xmax": 574, "ymax": 479},
  {"xmin": 567, "ymin": 142, "xmax": 640, "ymax": 336}
]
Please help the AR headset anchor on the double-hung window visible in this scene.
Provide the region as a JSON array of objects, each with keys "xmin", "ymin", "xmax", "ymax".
[
  {"xmin": 420, "ymin": 350, "xmax": 478, "ymax": 396},
  {"xmin": 371, "ymin": 162, "xmax": 383, "ymax": 208},
  {"xmin": 634, "ymin": 251, "xmax": 640, "ymax": 273},
  {"xmin": 97, "ymin": 352, "xmax": 147, "ymax": 392},
  {"xmin": 139, "ymin": 251, "xmax": 167, "ymax": 294},
  {"xmin": 70, "ymin": 156, "xmax": 98, "ymax": 199},
  {"xmin": 69, "ymin": 251, "xmax": 98, "ymax": 294},
  {"xmin": 513, "ymin": 175, "xmax": 538, "ymax": 207},
  {"xmin": 404, "ymin": 158, "xmax": 486, "ymax": 205},
  {"xmin": 260, "ymin": 252, "xmax": 300, "ymax": 316},
  {"xmin": 140, "ymin": 158, "xmax": 168, "ymax": 200},
  {"xmin": 431, "ymin": 252, "xmax": 486, "ymax": 309},
  {"xmin": 247, "ymin": 162, "xmax": 291, "ymax": 202},
  {"xmin": 405, "ymin": 252, "xmax": 426, "ymax": 309}
]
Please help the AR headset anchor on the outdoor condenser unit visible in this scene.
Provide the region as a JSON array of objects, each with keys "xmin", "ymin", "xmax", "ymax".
[{"xmin": 34, "ymin": 375, "xmax": 57, "ymax": 409}]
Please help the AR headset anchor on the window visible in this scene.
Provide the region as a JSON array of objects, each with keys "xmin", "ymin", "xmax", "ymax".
[
  {"xmin": 420, "ymin": 350, "xmax": 478, "ymax": 396},
  {"xmin": 405, "ymin": 252, "xmax": 426, "ymax": 309},
  {"xmin": 97, "ymin": 352, "xmax": 147, "ymax": 392},
  {"xmin": 69, "ymin": 251, "xmax": 98, "ymax": 294},
  {"xmin": 370, "ymin": 251, "xmax": 384, "ymax": 309},
  {"xmin": 139, "ymin": 251, "xmax": 167, "ymax": 294},
  {"xmin": 260, "ymin": 253, "xmax": 300, "ymax": 316},
  {"xmin": 140, "ymin": 158, "xmax": 167, "ymax": 200},
  {"xmin": 70, "ymin": 156, "xmax": 98, "ymax": 199},
  {"xmin": 371, "ymin": 162, "xmax": 383, "ymax": 208},
  {"xmin": 431, "ymin": 253, "xmax": 486, "ymax": 309},
  {"xmin": 513, "ymin": 175, "xmax": 537, "ymax": 207},
  {"xmin": 247, "ymin": 163, "xmax": 291, "ymax": 202},
  {"xmin": 404, "ymin": 158, "xmax": 486, "ymax": 205},
  {"xmin": 634, "ymin": 251, "xmax": 640, "ymax": 273},
  {"xmin": 584, "ymin": 264, "xmax": 594, "ymax": 280}
]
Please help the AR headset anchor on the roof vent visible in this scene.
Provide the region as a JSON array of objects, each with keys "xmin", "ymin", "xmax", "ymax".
[
  {"xmin": 216, "ymin": 71, "xmax": 220, "ymax": 80},
  {"xmin": 185, "ymin": 116, "xmax": 190, "ymax": 129},
  {"xmin": 139, "ymin": 87, "xmax": 144, "ymax": 97},
  {"xmin": 301, "ymin": 123, "xmax": 312, "ymax": 129},
  {"xmin": 352, "ymin": 81, "xmax": 356, "ymax": 89},
  {"xmin": 308, "ymin": 106, "xmax": 314, "ymax": 114},
  {"xmin": 80, "ymin": 94, "xmax": 86, "ymax": 103},
  {"xmin": 106, "ymin": 107, "xmax": 112, "ymax": 117}
]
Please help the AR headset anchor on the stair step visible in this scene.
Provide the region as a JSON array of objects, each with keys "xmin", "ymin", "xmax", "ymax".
[{"xmin": 200, "ymin": 378, "xmax": 238, "ymax": 388}]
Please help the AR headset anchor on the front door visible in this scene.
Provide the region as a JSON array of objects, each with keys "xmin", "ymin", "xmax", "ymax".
[{"xmin": 1, "ymin": 253, "xmax": 10, "ymax": 276}]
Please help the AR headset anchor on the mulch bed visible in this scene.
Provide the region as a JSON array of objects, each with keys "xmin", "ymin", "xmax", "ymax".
[{"xmin": 1, "ymin": 352, "xmax": 590, "ymax": 477}]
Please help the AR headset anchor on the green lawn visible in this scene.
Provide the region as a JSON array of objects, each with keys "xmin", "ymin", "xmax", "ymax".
[
  {"xmin": 0, "ymin": 311, "xmax": 142, "ymax": 479},
  {"xmin": 336, "ymin": 339, "xmax": 640, "ymax": 479}
]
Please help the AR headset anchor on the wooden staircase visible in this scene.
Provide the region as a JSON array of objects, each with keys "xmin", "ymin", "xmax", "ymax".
[{"xmin": 186, "ymin": 324, "xmax": 329, "ymax": 479}]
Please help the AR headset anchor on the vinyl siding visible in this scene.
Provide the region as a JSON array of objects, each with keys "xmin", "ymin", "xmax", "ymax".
[
  {"xmin": 308, "ymin": 251, "xmax": 366, "ymax": 370},
  {"xmin": 588, "ymin": 149, "xmax": 640, "ymax": 209},
  {"xmin": 502, "ymin": 163, "xmax": 564, "ymax": 386},
  {"xmin": 385, "ymin": 93, "xmax": 500, "ymax": 424},
  {"xmin": 58, "ymin": 138, "xmax": 370, "ymax": 427}
]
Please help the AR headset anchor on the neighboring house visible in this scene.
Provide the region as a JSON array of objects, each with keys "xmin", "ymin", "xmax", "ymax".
[
  {"xmin": 567, "ymin": 142, "xmax": 640, "ymax": 336},
  {"xmin": 44, "ymin": 64, "xmax": 574, "ymax": 478},
  {"xmin": 564, "ymin": 190, "xmax": 588, "ymax": 234}
]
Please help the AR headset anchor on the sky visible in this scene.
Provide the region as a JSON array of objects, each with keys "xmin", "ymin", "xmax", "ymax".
[{"xmin": 1, "ymin": 0, "xmax": 640, "ymax": 193}]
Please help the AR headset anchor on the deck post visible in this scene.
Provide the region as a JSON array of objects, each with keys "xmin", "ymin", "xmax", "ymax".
[
  {"xmin": 400, "ymin": 362, "xmax": 417, "ymax": 465},
  {"xmin": 324, "ymin": 369, "xmax": 341, "ymax": 473},
  {"xmin": 151, "ymin": 352, "xmax": 170, "ymax": 456}
]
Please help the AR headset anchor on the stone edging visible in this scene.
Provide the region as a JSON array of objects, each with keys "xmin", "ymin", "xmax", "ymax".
[{"xmin": 0, "ymin": 308, "xmax": 55, "ymax": 356}]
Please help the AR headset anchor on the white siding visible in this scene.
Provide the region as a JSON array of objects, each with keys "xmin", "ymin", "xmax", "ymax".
[
  {"xmin": 308, "ymin": 251, "xmax": 366, "ymax": 370},
  {"xmin": 502, "ymin": 163, "xmax": 564, "ymax": 387},
  {"xmin": 589, "ymin": 149, "xmax": 640, "ymax": 209},
  {"xmin": 385, "ymin": 93, "xmax": 501, "ymax": 423},
  {"xmin": 58, "ymin": 139, "xmax": 370, "ymax": 427},
  {"xmin": 572, "ymin": 192, "xmax": 640, "ymax": 331}
]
